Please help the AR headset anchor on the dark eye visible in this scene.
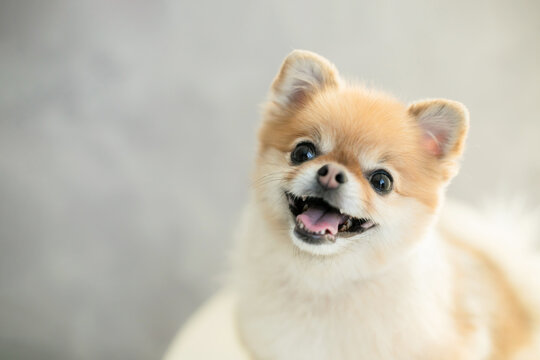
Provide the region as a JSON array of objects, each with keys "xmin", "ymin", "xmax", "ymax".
[
  {"xmin": 369, "ymin": 170, "xmax": 393, "ymax": 194},
  {"xmin": 290, "ymin": 142, "xmax": 317, "ymax": 164}
]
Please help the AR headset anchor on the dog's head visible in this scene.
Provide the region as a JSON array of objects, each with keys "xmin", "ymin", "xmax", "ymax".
[{"xmin": 254, "ymin": 50, "xmax": 468, "ymax": 262}]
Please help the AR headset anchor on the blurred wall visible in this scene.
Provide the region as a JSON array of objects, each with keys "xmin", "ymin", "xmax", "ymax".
[{"xmin": 1, "ymin": 0, "xmax": 539, "ymax": 359}]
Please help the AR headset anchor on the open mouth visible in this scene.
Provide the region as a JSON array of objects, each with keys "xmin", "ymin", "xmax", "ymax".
[{"xmin": 286, "ymin": 192, "xmax": 375, "ymax": 244}]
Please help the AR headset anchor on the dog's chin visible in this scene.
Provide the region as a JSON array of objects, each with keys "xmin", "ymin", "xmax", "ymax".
[{"xmin": 289, "ymin": 226, "xmax": 351, "ymax": 256}]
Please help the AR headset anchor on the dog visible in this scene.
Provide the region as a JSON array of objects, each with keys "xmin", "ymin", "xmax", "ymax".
[{"xmin": 231, "ymin": 50, "xmax": 540, "ymax": 360}]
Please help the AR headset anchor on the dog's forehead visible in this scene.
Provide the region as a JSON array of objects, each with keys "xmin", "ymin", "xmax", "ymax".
[
  {"xmin": 298, "ymin": 89, "xmax": 418, "ymax": 160},
  {"xmin": 258, "ymin": 87, "xmax": 422, "ymax": 170}
]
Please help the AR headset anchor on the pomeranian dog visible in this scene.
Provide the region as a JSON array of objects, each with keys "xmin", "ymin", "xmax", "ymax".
[{"xmin": 231, "ymin": 50, "xmax": 540, "ymax": 360}]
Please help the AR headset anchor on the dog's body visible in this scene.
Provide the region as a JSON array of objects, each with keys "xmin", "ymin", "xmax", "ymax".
[{"xmin": 231, "ymin": 50, "xmax": 540, "ymax": 360}]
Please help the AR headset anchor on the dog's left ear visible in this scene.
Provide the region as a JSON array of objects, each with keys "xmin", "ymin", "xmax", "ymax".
[{"xmin": 408, "ymin": 99, "xmax": 469, "ymax": 161}]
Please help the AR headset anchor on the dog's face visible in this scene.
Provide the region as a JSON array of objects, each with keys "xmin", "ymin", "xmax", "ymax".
[{"xmin": 254, "ymin": 50, "xmax": 468, "ymax": 261}]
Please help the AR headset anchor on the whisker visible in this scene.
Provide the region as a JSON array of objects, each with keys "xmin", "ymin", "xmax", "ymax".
[
  {"xmin": 251, "ymin": 171, "xmax": 289, "ymax": 189},
  {"xmin": 251, "ymin": 178, "xmax": 286, "ymax": 189}
]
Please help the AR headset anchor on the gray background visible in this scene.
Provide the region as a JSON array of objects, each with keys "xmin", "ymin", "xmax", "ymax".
[{"xmin": 1, "ymin": 1, "xmax": 539, "ymax": 359}]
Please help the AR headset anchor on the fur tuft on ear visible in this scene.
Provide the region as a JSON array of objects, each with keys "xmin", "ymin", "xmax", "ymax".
[
  {"xmin": 270, "ymin": 50, "xmax": 340, "ymax": 109},
  {"xmin": 408, "ymin": 99, "xmax": 469, "ymax": 160}
]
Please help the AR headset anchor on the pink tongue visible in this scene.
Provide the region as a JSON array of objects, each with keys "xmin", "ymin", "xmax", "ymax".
[{"xmin": 297, "ymin": 207, "xmax": 346, "ymax": 235}]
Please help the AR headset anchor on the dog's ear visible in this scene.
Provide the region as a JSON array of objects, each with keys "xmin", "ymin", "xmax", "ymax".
[
  {"xmin": 409, "ymin": 99, "xmax": 469, "ymax": 159},
  {"xmin": 408, "ymin": 99, "xmax": 469, "ymax": 178},
  {"xmin": 270, "ymin": 50, "xmax": 340, "ymax": 110}
]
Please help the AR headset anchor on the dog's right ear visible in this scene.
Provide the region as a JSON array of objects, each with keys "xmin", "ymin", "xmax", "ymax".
[{"xmin": 270, "ymin": 50, "xmax": 340, "ymax": 110}]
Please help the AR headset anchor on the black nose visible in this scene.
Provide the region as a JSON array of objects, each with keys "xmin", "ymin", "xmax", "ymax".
[
  {"xmin": 317, "ymin": 164, "xmax": 348, "ymax": 189},
  {"xmin": 317, "ymin": 165, "xmax": 328, "ymax": 176}
]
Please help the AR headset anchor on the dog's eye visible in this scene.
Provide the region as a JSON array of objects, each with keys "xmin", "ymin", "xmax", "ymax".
[
  {"xmin": 369, "ymin": 170, "xmax": 393, "ymax": 194},
  {"xmin": 291, "ymin": 142, "xmax": 317, "ymax": 164}
]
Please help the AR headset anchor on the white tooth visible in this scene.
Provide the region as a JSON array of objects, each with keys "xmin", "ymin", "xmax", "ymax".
[
  {"xmin": 342, "ymin": 219, "xmax": 352, "ymax": 231},
  {"xmin": 339, "ymin": 208, "xmax": 343, "ymax": 214},
  {"xmin": 303, "ymin": 204, "xmax": 308, "ymax": 211},
  {"xmin": 319, "ymin": 230, "xmax": 325, "ymax": 235},
  {"xmin": 302, "ymin": 195, "xmax": 307, "ymax": 201},
  {"xmin": 361, "ymin": 220, "xmax": 374, "ymax": 229}
]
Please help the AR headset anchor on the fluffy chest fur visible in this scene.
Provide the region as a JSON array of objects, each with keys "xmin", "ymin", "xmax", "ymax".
[
  {"xmin": 233, "ymin": 202, "xmax": 469, "ymax": 360},
  {"xmin": 232, "ymin": 201, "xmax": 538, "ymax": 360}
]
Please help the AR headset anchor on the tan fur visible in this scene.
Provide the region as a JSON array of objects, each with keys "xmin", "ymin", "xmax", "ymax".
[
  {"xmin": 260, "ymin": 87, "xmax": 447, "ymax": 210},
  {"xmin": 447, "ymin": 234, "xmax": 532, "ymax": 359},
  {"xmin": 233, "ymin": 50, "xmax": 539, "ymax": 360}
]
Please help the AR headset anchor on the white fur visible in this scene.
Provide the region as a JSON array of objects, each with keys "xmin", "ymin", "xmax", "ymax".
[
  {"xmin": 233, "ymin": 198, "xmax": 458, "ymax": 360},
  {"xmin": 232, "ymin": 197, "xmax": 540, "ymax": 359}
]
